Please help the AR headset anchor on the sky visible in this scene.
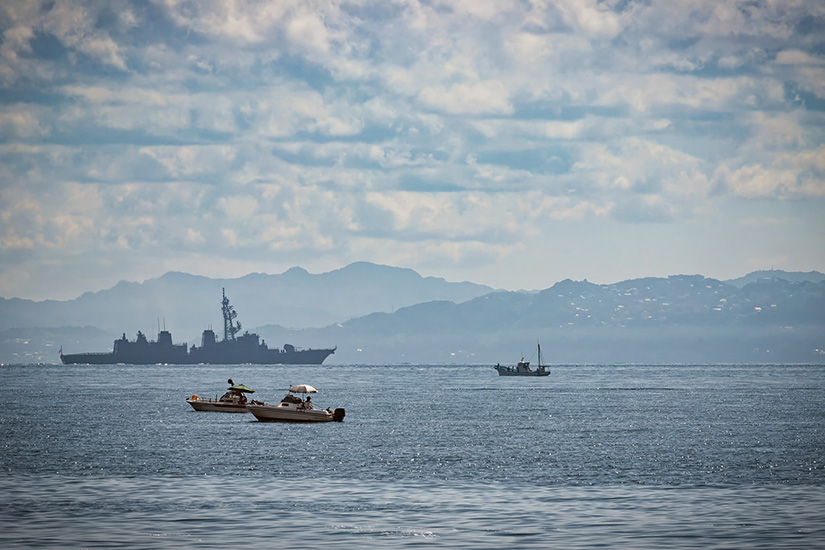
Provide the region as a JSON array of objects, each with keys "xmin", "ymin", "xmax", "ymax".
[{"xmin": 1, "ymin": 0, "xmax": 824, "ymax": 301}]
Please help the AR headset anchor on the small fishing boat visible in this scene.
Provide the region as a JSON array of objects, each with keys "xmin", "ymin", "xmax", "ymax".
[
  {"xmin": 246, "ymin": 384, "xmax": 345, "ymax": 423},
  {"xmin": 494, "ymin": 342, "xmax": 550, "ymax": 377},
  {"xmin": 186, "ymin": 379, "xmax": 256, "ymax": 412}
]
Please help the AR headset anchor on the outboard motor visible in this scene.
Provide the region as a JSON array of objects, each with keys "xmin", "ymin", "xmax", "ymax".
[{"xmin": 333, "ymin": 408, "xmax": 346, "ymax": 422}]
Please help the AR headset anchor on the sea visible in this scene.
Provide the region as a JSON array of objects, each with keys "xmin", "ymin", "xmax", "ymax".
[{"xmin": 1, "ymin": 363, "xmax": 823, "ymax": 549}]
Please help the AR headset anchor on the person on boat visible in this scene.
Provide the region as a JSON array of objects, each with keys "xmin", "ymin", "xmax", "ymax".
[
  {"xmin": 304, "ymin": 396, "xmax": 313, "ymax": 410},
  {"xmin": 228, "ymin": 378, "xmax": 234, "ymax": 386}
]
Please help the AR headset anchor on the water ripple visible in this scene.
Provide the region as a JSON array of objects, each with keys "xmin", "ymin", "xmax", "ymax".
[{"xmin": 1, "ymin": 363, "xmax": 823, "ymax": 547}]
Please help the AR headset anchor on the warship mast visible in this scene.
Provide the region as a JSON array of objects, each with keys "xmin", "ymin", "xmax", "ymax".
[{"xmin": 221, "ymin": 288, "xmax": 242, "ymax": 342}]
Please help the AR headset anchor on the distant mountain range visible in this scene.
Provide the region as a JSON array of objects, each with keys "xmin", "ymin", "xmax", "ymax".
[
  {"xmin": 0, "ymin": 261, "xmax": 491, "ymax": 333},
  {"xmin": 1, "ymin": 265, "xmax": 823, "ymax": 365},
  {"xmin": 291, "ymin": 273, "xmax": 824, "ymax": 364}
]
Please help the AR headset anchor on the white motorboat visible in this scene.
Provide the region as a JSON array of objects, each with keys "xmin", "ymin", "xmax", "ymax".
[
  {"xmin": 187, "ymin": 379, "xmax": 256, "ymax": 413},
  {"xmin": 246, "ymin": 384, "xmax": 345, "ymax": 423}
]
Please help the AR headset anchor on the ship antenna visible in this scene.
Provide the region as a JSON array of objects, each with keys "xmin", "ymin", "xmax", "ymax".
[{"xmin": 222, "ymin": 288, "xmax": 241, "ymax": 342}]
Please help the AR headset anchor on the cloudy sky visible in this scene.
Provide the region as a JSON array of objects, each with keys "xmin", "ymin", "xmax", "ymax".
[{"xmin": 1, "ymin": 0, "xmax": 824, "ymax": 300}]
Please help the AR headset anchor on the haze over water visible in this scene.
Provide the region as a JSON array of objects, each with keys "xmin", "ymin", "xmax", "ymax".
[{"xmin": 1, "ymin": 363, "xmax": 823, "ymax": 548}]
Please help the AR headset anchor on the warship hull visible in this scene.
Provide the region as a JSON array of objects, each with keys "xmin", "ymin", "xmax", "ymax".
[
  {"xmin": 59, "ymin": 347, "xmax": 335, "ymax": 365},
  {"xmin": 60, "ymin": 352, "xmax": 119, "ymax": 365}
]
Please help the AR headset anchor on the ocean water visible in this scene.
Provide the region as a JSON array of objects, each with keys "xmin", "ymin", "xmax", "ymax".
[{"xmin": 1, "ymin": 363, "xmax": 823, "ymax": 548}]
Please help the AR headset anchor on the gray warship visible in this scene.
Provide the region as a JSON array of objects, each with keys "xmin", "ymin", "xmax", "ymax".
[{"xmin": 60, "ymin": 289, "xmax": 336, "ymax": 365}]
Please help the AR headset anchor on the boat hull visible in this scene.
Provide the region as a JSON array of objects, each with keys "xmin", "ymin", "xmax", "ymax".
[
  {"xmin": 186, "ymin": 398, "xmax": 249, "ymax": 413},
  {"xmin": 246, "ymin": 403, "xmax": 345, "ymax": 423},
  {"xmin": 494, "ymin": 366, "xmax": 550, "ymax": 376}
]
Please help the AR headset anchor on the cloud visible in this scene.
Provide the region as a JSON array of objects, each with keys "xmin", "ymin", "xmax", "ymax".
[
  {"xmin": 720, "ymin": 165, "xmax": 799, "ymax": 198},
  {"xmin": 552, "ymin": 0, "xmax": 627, "ymax": 38},
  {"xmin": 776, "ymin": 49, "xmax": 824, "ymax": 66},
  {"xmin": 611, "ymin": 195, "xmax": 676, "ymax": 223},
  {"xmin": 286, "ymin": 11, "xmax": 332, "ymax": 54},
  {"xmin": 0, "ymin": 105, "xmax": 50, "ymax": 138},
  {"xmin": 598, "ymin": 73, "xmax": 785, "ymax": 113},
  {"xmin": 1, "ymin": 0, "xmax": 824, "ymax": 299},
  {"xmin": 138, "ymin": 146, "xmax": 238, "ymax": 179},
  {"xmin": 749, "ymin": 112, "xmax": 805, "ymax": 149},
  {"xmin": 158, "ymin": 0, "xmax": 292, "ymax": 43},
  {"xmin": 418, "ymin": 80, "xmax": 513, "ymax": 115},
  {"xmin": 0, "ymin": 23, "xmax": 34, "ymax": 64},
  {"xmin": 40, "ymin": 0, "xmax": 128, "ymax": 70},
  {"xmin": 715, "ymin": 144, "xmax": 825, "ymax": 199}
]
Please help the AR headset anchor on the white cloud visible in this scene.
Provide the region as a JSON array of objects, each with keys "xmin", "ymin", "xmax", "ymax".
[
  {"xmin": 562, "ymin": 137, "xmax": 715, "ymax": 223},
  {"xmin": 552, "ymin": 0, "xmax": 626, "ymax": 38},
  {"xmin": 1, "ymin": 24, "xmax": 34, "ymax": 64},
  {"xmin": 719, "ymin": 164, "xmax": 801, "ymax": 198},
  {"xmin": 598, "ymin": 73, "xmax": 784, "ymax": 113},
  {"xmin": 286, "ymin": 11, "xmax": 332, "ymax": 54},
  {"xmin": 0, "ymin": 105, "xmax": 50, "ymax": 138},
  {"xmin": 158, "ymin": 0, "xmax": 293, "ymax": 43},
  {"xmin": 40, "ymin": 0, "xmax": 128, "ymax": 70},
  {"xmin": 60, "ymin": 85, "xmax": 170, "ymax": 106},
  {"xmin": 138, "ymin": 146, "xmax": 238, "ymax": 178},
  {"xmin": 418, "ymin": 80, "xmax": 513, "ymax": 114},
  {"xmin": 750, "ymin": 112, "xmax": 805, "ymax": 149},
  {"xmin": 776, "ymin": 49, "xmax": 824, "ymax": 66},
  {"xmin": 219, "ymin": 195, "xmax": 259, "ymax": 219}
]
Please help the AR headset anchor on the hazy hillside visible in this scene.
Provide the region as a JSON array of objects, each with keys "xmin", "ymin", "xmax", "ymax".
[
  {"xmin": 256, "ymin": 274, "xmax": 825, "ymax": 365},
  {"xmin": 0, "ymin": 262, "xmax": 493, "ymax": 336},
  {"xmin": 0, "ymin": 326, "xmax": 114, "ymax": 365},
  {"xmin": 727, "ymin": 270, "xmax": 825, "ymax": 288}
]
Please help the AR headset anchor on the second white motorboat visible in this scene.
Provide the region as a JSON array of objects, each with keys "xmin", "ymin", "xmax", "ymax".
[{"xmin": 246, "ymin": 384, "xmax": 345, "ymax": 423}]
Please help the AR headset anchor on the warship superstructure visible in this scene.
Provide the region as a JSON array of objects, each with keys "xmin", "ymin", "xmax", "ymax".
[{"xmin": 60, "ymin": 289, "xmax": 335, "ymax": 365}]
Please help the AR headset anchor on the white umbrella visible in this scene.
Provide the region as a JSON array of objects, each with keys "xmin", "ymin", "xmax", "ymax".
[{"xmin": 289, "ymin": 384, "xmax": 318, "ymax": 394}]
